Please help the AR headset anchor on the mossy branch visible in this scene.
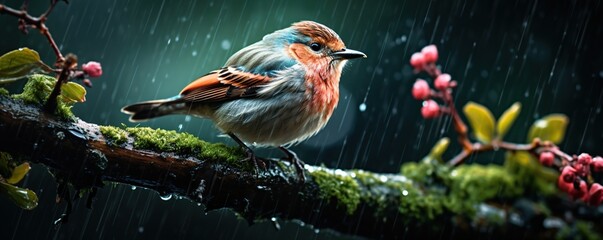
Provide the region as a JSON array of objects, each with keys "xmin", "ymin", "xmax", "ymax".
[{"xmin": 1, "ymin": 94, "xmax": 602, "ymax": 238}]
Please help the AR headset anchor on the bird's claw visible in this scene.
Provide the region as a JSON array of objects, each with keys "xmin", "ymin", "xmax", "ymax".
[
  {"xmin": 279, "ymin": 147, "xmax": 306, "ymax": 183},
  {"xmin": 243, "ymin": 151, "xmax": 267, "ymax": 173}
]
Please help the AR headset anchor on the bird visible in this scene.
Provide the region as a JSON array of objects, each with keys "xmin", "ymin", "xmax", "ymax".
[{"xmin": 121, "ymin": 21, "xmax": 366, "ymax": 182}]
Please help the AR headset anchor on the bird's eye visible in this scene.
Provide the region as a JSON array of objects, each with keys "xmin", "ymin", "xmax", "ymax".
[{"xmin": 309, "ymin": 43, "xmax": 322, "ymax": 52}]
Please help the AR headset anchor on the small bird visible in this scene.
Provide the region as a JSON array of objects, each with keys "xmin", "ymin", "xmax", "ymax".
[{"xmin": 122, "ymin": 21, "xmax": 366, "ymax": 181}]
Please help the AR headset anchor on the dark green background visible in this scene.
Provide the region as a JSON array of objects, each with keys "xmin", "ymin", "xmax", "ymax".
[{"xmin": 1, "ymin": 0, "xmax": 602, "ymax": 239}]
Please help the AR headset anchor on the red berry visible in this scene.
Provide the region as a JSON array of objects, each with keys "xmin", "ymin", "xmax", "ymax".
[
  {"xmin": 588, "ymin": 183, "xmax": 603, "ymax": 206},
  {"xmin": 592, "ymin": 156, "xmax": 603, "ymax": 172},
  {"xmin": 434, "ymin": 74, "xmax": 452, "ymax": 91},
  {"xmin": 560, "ymin": 166, "xmax": 576, "ymax": 183},
  {"xmin": 558, "ymin": 174, "xmax": 573, "ymax": 192},
  {"xmin": 421, "ymin": 45, "xmax": 438, "ymax": 63},
  {"xmin": 410, "ymin": 52, "xmax": 426, "ymax": 70},
  {"xmin": 412, "ymin": 79, "xmax": 431, "ymax": 100},
  {"xmin": 539, "ymin": 151, "xmax": 554, "ymax": 166},
  {"xmin": 82, "ymin": 61, "xmax": 103, "ymax": 78},
  {"xmin": 421, "ymin": 100, "xmax": 440, "ymax": 119},
  {"xmin": 578, "ymin": 153, "xmax": 592, "ymax": 165}
]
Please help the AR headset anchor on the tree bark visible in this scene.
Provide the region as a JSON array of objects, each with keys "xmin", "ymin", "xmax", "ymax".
[
  {"xmin": 1, "ymin": 95, "xmax": 601, "ymax": 239},
  {"xmin": 0, "ymin": 95, "xmax": 423, "ymax": 238}
]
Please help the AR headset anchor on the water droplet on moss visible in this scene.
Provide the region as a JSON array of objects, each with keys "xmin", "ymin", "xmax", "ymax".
[{"xmin": 160, "ymin": 194, "xmax": 172, "ymax": 201}]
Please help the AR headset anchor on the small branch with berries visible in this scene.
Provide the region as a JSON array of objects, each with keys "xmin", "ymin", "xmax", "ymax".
[{"xmin": 409, "ymin": 44, "xmax": 603, "ymax": 206}]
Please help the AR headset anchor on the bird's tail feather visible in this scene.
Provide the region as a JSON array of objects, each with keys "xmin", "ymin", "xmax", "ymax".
[{"xmin": 121, "ymin": 97, "xmax": 185, "ymax": 122}]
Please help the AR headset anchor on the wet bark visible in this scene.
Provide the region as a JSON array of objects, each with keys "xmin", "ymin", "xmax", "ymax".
[{"xmin": 0, "ymin": 95, "xmax": 597, "ymax": 239}]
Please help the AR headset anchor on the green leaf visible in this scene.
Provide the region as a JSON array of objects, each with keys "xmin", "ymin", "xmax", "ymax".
[
  {"xmin": 6, "ymin": 162, "xmax": 30, "ymax": 184},
  {"xmin": 428, "ymin": 137, "xmax": 450, "ymax": 161},
  {"xmin": 527, "ymin": 114, "xmax": 569, "ymax": 144},
  {"xmin": 0, "ymin": 48, "xmax": 52, "ymax": 84},
  {"xmin": 60, "ymin": 82, "xmax": 86, "ymax": 103},
  {"xmin": 0, "ymin": 181, "xmax": 38, "ymax": 210},
  {"xmin": 463, "ymin": 102, "xmax": 496, "ymax": 143},
  {"xmin": 496, "ymin": 102, "xmax": 521, "ymax": 140}
]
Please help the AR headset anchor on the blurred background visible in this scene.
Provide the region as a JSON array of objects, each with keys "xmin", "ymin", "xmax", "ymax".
[{"xmin": 0, "ymin": 0, "xmax": 602, "ymax": 239}]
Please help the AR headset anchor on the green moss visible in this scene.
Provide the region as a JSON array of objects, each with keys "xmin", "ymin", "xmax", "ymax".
[
  {"xmin": 126, "ymin": 127, "xmax": 203, "ymax": 153},
  {"xmin": 12, "ymin": 74, "xmax": 74, "ymax": 120},
  {"xmin": 309, "ymin": 168, "xmax": 361, "ymax": 215},
  {"xmin": 352, "ymin": 169, "xmax": 445, "ymax": 219},
  {"xmin": 99, "ymin": 126, "xmax": 129, "ymax": 145},
  {"xmin": 504, "ymin": 151, "xmax": 558, "ymax": 196},
  {"xmin": 0, "ymin": 88, "xmax": 8, "ymax": 96},
  {"xmin": 99, "ymin": 126, "xmax": 246, "ymax": 167},
  {"xmin": 447, "ymin": 164, "xmax": 522, "ymax": 215}
]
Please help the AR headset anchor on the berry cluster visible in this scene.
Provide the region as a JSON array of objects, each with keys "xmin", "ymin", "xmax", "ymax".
[
  {"xmin": 410, "ymin": 44, "xmax": 603, "ymax": 207},
  {"xmin": 410, "ymin": 45, "xmax": 456, "ymax": 119},
  {"xmin": 553, "ymin": 153, "xmax": 603, "ymax": 205}
]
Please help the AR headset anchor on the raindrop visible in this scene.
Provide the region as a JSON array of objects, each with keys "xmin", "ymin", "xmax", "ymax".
[
  {"xmin": 178, "ymin": 124, "xmax": 183, "ymax": 131},
  {"xmin": 192, "ymin": 50, "xmax": 198, "ymax": 57},
  {"xmin": 379, "ymin": 176, "xmax": 387, "ymax": 182},
  {"xmin": 402, "ymin": 190, "xmax": 409, "ymax": 196},
  {"xmin": 206, "ymin": 34, "xmax": 211, "ymax": 39},
  {"xmin": 221, "ymin": 40, "xmax": 231, "ymax": 50},
  {"xmin": 175, "ymin": 36, "xmax": 180, "ymax": 42},
  {"xmin": 185, "ymin": 116, "xmax": 191, "ymax": 122},
  {"xmin": 160, "ymin": 194, "xmax": 172, "ymax": 201},
  {"xmin": 131, "ymin": 186, "xmax": 137, "ymax": 190},
  {"xmin": 167, "ymin": 38, "xmax": 171, "ymax": 45},
  {"xmin": 359, "ymin": 103, "xmax": 367, "ymax": 112},
  {"xmin": 138, "ymin": 227, "xmax": 144, "ymax": 233},
  {"xmin": 271, "ymin": 217, "xmax": 281, "ymax": 230},
  {"xmin": 151, "ymin": 77, "xmax": 156, "ymax": 83},
  {"xmin": 314, "ymin": 229, "xmax": 320, "ymax": 234},
  {"xmin": 56, "ymin": 131, "xmax": 65, "ymax": 140},
  {"xmin": 197, "ymin": 203, "xmax": 202, "ymax": 206}
]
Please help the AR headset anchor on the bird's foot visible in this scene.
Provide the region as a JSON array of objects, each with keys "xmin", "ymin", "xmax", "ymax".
[
  {"xmin": 242, "ymin": 148, "xmax": 267, "ymax": 173},
  {"xmin": 278, "ymin": 146, "xmax": 306, "ymax": 183}
]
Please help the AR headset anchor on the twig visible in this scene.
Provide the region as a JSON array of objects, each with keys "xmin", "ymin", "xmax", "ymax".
[
  {"xmin": 43, "ymin": 54, "xmax": 77, "ymax": 114},
  {"xmin": 0, "ymin": 1, "xmax": 65, "ymax": 64}
]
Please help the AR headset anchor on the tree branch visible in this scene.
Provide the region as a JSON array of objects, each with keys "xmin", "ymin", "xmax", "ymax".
[
  {"xmin": 0, "ymin": 95, "xmax": 426, "ymax": 238},
  {"xmin": 1, "ymin": 94, "xmax": 601, "ymax": 238}
]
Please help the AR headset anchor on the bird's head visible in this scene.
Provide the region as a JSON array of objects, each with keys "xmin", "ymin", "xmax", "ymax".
[{"xmin": 268, "ymin": 21, "xmax": 366, "ymax": 75}]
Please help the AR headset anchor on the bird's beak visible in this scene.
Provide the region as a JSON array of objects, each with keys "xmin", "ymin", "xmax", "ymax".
[{"xmin": 331, "ymin": 48, "xmax": 367, "ymax": 60}]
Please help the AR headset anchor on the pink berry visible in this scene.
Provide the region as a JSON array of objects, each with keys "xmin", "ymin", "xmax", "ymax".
[
  {"xmin": 421, "ymin": 45, "xmax": 438, "ymax": 63},
  {"xmin": 557, "ymin": 174, "xmax": 573, "ymax": 192},
  {"xmin": 82, "ymin": 61, "xmax": 103, "ymax": 78},
  {"xmin": 560, "ymin": 166, "xmax": 576, "ymax": 183},
  {"xmin": 578, "ymin": 153, "xmax": 592, "ymax": 165},
  {"xmin": 412, "ymin": 79, "xmax": 431, "ymax": 100},
  {"xmin": 421, "ymin": 100, "xmax": 440, "ymax": 119},
  {"xmin": 539, "ymin": 151, "xmax": 554, "ymax": 166},
  {"xmin": 588, "ymin": 183, "xmax": 603, "ymax": 206},
  {"xmin": 434, "ymin": 74, "xmax": 452, "ymax": 91},
  {"xmin": 410, "ymin": 52, "xmax": 426, "ymax": 70},
  {"xmin": 592, "ymin": 156, "xmax": 603, "ymax": 172}
]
